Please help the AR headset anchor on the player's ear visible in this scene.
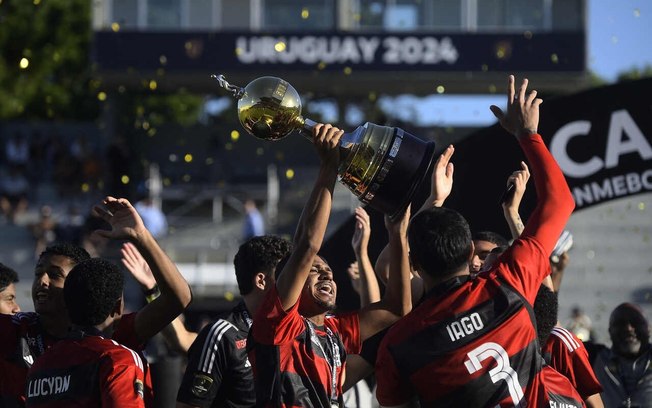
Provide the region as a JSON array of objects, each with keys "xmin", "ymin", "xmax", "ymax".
[
  {"xmin": 254, "ymin": 272, "xmax": 267, "ymax": 290},
  {"xmin": 110, "ymin": 296, "xmax": 123, "ymax": 318}
]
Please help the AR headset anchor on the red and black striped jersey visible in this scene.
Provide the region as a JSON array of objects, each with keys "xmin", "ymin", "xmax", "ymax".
[
  {"xmin": 542, "ymin": 326, "xmax": 602, "ymax": 400},
  {"xmin": 249, "ymin": 286, "xmax": 361, "ymax": 407},
  {"xmin": 0, "ymin": 312, "xmax": 151, "ymax": 406},
  {"xmin": 376, "ymin": 238, "xmax": 584, "ymax": 407},
  {"xmin": 376, "ymin": 133, "xmax": 581, "ymax": 407},
  {"xmin": 25, "ymin": 332, "xmax": 145, "ymax": 407}
]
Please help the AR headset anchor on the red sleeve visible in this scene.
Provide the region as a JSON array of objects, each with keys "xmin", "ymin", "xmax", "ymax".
[
  {"xmin": 492, "ymin": 236, "xmax": 550, "ymax": 304},
  {"xmin": 518, "ymin": 133, "xmax": 575, "ymax": 255},
  {"xmin": 325, "ymin": 312, "xmax": 361, "ymax": 355},
  {"xmin": 546, "ymin": 328, "xmax": 602, "ymax": 399},
  {"xmin": 112, "ymin": 313, "xmax": 144, "ymax": 351},
  {"xmin": 375, "ymin": 333, "xmax": 413, "ymax": 406},
  {"xmin": 100, "ymin": 347, "xmax": 146, "ymax": 407},
  {"xmin": 252, "ymin": 285, "xmax": 306, "ymax": 345}
]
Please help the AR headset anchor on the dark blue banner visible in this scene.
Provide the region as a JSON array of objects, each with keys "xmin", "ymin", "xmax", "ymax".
[{"xmin": 93, "ymin": 31, "xmax": 585, "ymax": 73}]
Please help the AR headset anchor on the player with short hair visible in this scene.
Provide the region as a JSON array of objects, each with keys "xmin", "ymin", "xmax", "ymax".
[
  {"xmin": 0, "ymin": 262, "xmax": 20, "ymax": 315},
  {"xmin": 25, "ymin": 258, "xmax": 145, "ymax": 407}
]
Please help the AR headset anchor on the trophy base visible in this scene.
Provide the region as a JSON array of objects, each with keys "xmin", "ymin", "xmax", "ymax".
[{"xmin": 364, "ymin": 128, "xmax": 436, "ymax": 221}]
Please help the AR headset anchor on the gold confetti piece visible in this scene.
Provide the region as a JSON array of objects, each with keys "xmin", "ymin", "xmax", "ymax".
[
  {"xmin": 111, "ymin": 22, "xmax": 120, "ymax": 32},
  {"xmin": 301, "ymin": 8, "xmax": 310, "ymax": 19},
  {"xmin": 184, "ymin": 154, "xmax": 193, "ymax": 163},
  {"xmin": 344, "ymin": 67, "xmax": 352, "ymax": 75},
  {"xmin": 286, "ymin": 169, "xmax": 295, "ymax": 179},
  {"xmin": 436, "ymin": 85, "xmax": 445, "ymax": 94},
  {"xmin": 638, "ymin": 202, "xmax": 646, "ymax": 210},
  {"xmin": 97, "ymin": 92, "xmax": 107, "ymax": 101},
  {"xmin": 225, "ymin": 292, "xmax": 235, "ymax": 301},
  {"xmin": 19, "ymin": 58, "xmax": 29, "ymax": 69},
  {"xmin": 550, "ymin": 54, "xmax": 558, "ymax": 64},
  {"xmin": 121, "ymin": 175, "xmax": 130, "ymax": 184},
  {"xmin": 231, "ymin": 130, "xmax": 240, "ymax": 141},
  {"xmin": 182, "ymin": 174, "xmax": 191, "ymax": 182},
  {"xmin": 275, "ymin": 42, "xmax": 286, "ymax": 52}
]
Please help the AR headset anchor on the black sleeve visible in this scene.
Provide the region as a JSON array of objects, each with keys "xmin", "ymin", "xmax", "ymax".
[
  {"xmin": 358, "ymin": 327, "xmax": 390, "ymax": 366},
  {"xmin": 582, "ymin": 341, "xmax": 607, "ymax": 366},
  {"xmin": 176, "ymin": 319, "xmax": 232, "ymax": 407}
]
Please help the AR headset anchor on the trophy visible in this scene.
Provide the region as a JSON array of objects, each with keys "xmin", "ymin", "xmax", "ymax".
[{"xmin": 213, "ymin": 74, "xmax": 436, "ymax": 220}]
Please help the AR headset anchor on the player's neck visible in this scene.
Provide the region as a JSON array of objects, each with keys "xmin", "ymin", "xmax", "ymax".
[
  {"xmin": 39, "ymin": 314, "xmax": 71, "ymax": 338},
  {"xmin": 243, "ymin": 294, "xmax": 262, "ymax": 317},
  {"xmin": 305, "ymin": 312, "xmax": 327, "ymax": 327},
  {"xmin": 423, "ymin": 267, "xmax": 470, "ymax": 293}
]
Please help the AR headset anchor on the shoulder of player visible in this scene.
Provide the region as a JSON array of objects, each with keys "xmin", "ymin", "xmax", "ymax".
[
  {"xmin": 548, "ymin": 326, "xmax": 583, "ymax": 353},
  {"xmin": 94, "ymin": 338, "xmax": 145, "ymax": 371},
  {"xmin": 8, "ymin": 311, "xmax": 40, "ymax": 326},
  {"xmin": 197, "ymin": 318, "xmax": 243, "ymax": 346}
]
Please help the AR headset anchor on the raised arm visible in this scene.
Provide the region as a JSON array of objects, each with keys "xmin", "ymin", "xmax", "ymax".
[
  {"xmin": 350, "ymin": 207, "xmax": 381, "ymax": 306},
  {"xmin": 275, "ymin": 124, "xmax": 342, "ymax": 311},
  {"xmin": 490, "ymin": 76, "xmax": 575, "ymax": 254},
  {"xmin": 92, "ymin": 197, "xmax": 192, "ymax": 343},
  {"xmin": 120, "ymin": 242, "xmax": 197, "ymax": 353},
  {"xmin": 357, "ymin": 206, "xmax": 412, "ymax": 341},
  {"xmin": 501, "ymin": 161, "xmax": 530, "ymax": 240}
]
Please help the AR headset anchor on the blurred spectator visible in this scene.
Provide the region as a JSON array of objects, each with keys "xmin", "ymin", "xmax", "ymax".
[
  {"xmin": 0, "ymin": 167, "xmax": 29, "ymax": 224},
  {"xmin": 55, "ymin": 203, "xmax": 86, "ymax": 246},
  {"xmin": 566, "ymin": 306, "xmax": 594, "ymax": 341},
  {"xmin": 30, "ymin": 205, "xmax": 57, "ymax": 260},
  {"xmin": 135, "ymin": 197, "xmax": 168, "ymax": 239},
  {"xmin": 0, "ymin": 263, "xmax": 20, "ymax": 315},
  {"xmin": 242, "ymin": 199, "xmax": 264, "ymax": 240},
  {"xmin": 106, "ymin": 135, "xmax": 132, "ymax": 198},
  {"xmin": 5, "ymin": 133, "xmax": 29, "ymax": 172},
  {"xmin": 586, "ymin": 303, "xmax": 652, "ymax": 407}
]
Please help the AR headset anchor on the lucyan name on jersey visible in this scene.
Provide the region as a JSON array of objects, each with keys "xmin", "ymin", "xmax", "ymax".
[{"xmin": 27, "ymin": 375, "xmax": 71, "ymax": 397}]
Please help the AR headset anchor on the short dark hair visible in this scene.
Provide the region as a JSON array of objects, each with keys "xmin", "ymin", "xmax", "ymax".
[
  {"xmin": 533, "ymin": 285, "xmax": 559, "ymax": 346},
  {"xmin": 472, "ymin": 231, "xmax": 509, "ymax": 248},
  {"xmin": 233, "ymin": 235, "xmax": 292, "ymax": 295},
  {"xmin": 63, "ymin": 259, "xmax": 124, "ymax": 326},
  {"xmin": 39, "ymin": 243, "xmax": 91, "ymax": 265},
  {"xmin": 0, "ymin": 263, "xmax": 19, "ymax": 292},
  {"xmin": 408, "ymin": 207, "xmax": 472, "ymax": 278}
]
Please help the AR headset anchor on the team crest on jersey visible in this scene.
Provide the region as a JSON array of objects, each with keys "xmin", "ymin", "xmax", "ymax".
[
  {"xmin": 191, "ymin": 374, "xmax": 214, "ymax": 397},
  {"xmin": 235, "ymin": 339, "xmax": 247, "ymax": 349},
  {"xmin": 134, "ymin": 379, "xmax": 144, "ymax": 399}
]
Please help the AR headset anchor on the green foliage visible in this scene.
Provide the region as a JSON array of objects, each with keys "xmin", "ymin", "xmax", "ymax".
[
  {"xmin": 0, "ymin": 0, "xmax": 99, "ymax": 120},
  {"xmin": 617, "ymin": 65, "xmax": 652, "ymax": 82}
]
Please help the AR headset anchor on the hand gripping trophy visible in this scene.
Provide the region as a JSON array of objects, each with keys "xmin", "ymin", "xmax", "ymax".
[{"xmin": 213, "ymin": 74, "xmax": 436, "ymax": 220}]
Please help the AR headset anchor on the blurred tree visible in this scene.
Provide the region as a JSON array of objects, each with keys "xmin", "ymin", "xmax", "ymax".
[
  {"xmin": 0, "ymin": 0, "xmax": 99, "ymax": 120},
  {"xmin": 617, "ymin": 65, "xmax": 652, "ymax": 82}
]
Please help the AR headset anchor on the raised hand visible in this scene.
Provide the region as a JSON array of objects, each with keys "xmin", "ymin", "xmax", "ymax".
[
  {"xmin": 346, "ymin": 261, "xmax": 362, "ymax": 296},
  {"xmin": 92, "ymin": 196, "xmax": 147, "ymax": 241},
  {"xmin": 502, "ymin": 161, "xmax": 530, "ymax": 213},
  {"xmin": 385, "ymin": 204, "xmax": 411, "ymax": 237},
  {"xmin": 351, "ymin": 207, "xmax": 371, "ymax": 256},
  {"xmin": 490, "ymin": 75, "xmax": 543, "ymax": 138},
  {"xmin": 121, "ymin": 242, "xmax": 156, "ymax": 290},
  {"xmin": 312, "ymin": 123, "xmax": 344, "ymax": 168}
]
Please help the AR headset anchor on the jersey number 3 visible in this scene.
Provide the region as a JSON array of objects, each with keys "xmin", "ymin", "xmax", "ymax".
[{"xmin": 464, "ymin": 342, "xmax": 525, "ymax": 407}]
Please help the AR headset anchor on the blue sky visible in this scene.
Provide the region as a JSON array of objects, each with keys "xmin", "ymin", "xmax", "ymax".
[{"xmin": 352, "ymin": 0, "xmax": 652, "ymax": 127}]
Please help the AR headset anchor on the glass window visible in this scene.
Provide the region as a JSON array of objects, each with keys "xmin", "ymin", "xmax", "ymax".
[
  {"xmin": 188, "ymin": 0, "xmax": 214, "ymax": 29},
  {"xmin": 222, "ymin": 0, "xmax": 251, "ymax": 29},
  {"xmin": 422, "ymin": 0, "xmax": 462, "ymax": 30},
  {"xmin": 477, "ymin": 0, "xmax": 544, "ymax": 30},
  {"xmin": 552, "ymin": 0, "xmax": 583, "ymax": 30},
  {"xmin": 263, "ymin": 0, "xmax": 335, "ymax": 31},
  {"xmin": 358, "ymin": 0, "xmax": 461, "ymax": 31},
  {"xmin": 148, "ymin": 0, "xmax": 181, "ymax": 29},
  {"xmin": 113, "ymin": 0, "xmax": 138, "ymax": 28}
]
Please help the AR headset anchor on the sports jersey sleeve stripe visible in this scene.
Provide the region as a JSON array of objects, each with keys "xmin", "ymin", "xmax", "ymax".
[
  {"xmin": 110, "ymin": 339, "xmax": 145, "ymax": 370},
  {"xmin": 552, "ymin": 327, "xmax": 580, "ymax": 351},
  {"xmin": 550, "ymin": 328, "xmax": 578, "ymax": 352},
  {"xmin": 199, "ymin": 320, "xmax": 234, "ymax": 373}
]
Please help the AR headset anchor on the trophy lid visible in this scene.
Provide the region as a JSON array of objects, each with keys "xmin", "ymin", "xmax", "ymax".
[{"xmin": 237, "ymin": 76, "xmax": 303, "ymax": 141}]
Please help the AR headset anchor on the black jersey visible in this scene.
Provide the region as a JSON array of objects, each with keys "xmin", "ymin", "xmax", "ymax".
[{"xmin": 177, "ymin": 301, "xmax": 255, "ymax": 408}]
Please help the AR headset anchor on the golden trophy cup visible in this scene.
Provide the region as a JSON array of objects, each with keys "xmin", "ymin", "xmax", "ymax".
[{"xmin": 213, "ymin": 74, "xmax": 436, "ymax": 220}]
